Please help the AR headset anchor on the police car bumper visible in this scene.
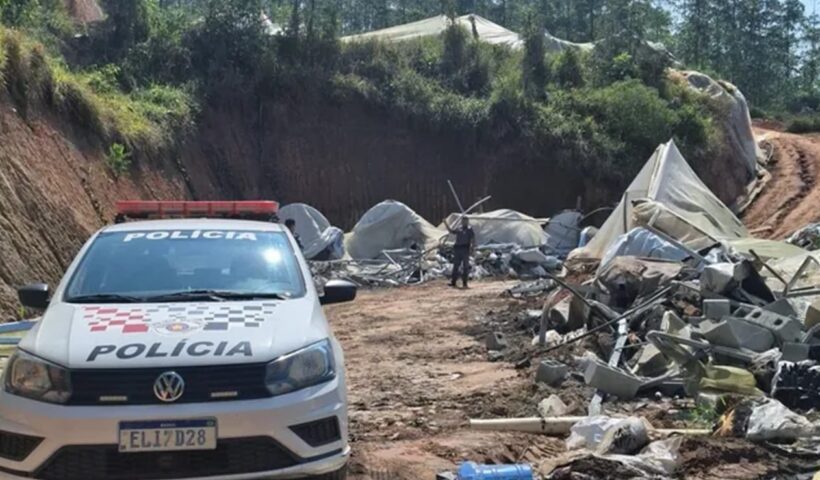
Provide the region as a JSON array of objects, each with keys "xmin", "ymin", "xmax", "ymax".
[{"xmin": 0, "ymin": 377, "xmax": 348, "ymax": 479}]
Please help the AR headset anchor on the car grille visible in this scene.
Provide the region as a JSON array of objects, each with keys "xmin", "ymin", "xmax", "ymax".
[
  {"xmin": 68, "ymin": 363, "xmax": 270, "ymax": 405},
  {"xmin": 0, "ymin": 430, "xmax": 42, "ymax": 461},
  {"xmin": 35, "ymin": 437, "xmax": 301, "ymax": 480},
  {"xmin": 290, "ymin": 417, "xmax": 341, "ymax": 447}
]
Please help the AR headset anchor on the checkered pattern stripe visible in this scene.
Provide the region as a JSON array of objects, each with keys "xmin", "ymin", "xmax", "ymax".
[
  {"xmin": 83, "ymin": 307, "xmax": 149, "ymax": 333},
  {"xmin": 82, "ymin": 303, "xmax": 278, "ymax": 333}
]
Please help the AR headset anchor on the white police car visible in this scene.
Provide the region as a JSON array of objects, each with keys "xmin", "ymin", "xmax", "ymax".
[{"xmin": 0, "ymin": 201, "xmax": 356, "ymax": 480}]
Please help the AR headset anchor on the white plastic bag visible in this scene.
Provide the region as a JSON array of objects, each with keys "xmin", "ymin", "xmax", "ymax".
[
  {"xmin": 746, "ymin": 398, "xmax": 817, "ymax": 441},
  {"xmin": 565, "ymin": 416, "xmax": 621, "ymax": 450}
]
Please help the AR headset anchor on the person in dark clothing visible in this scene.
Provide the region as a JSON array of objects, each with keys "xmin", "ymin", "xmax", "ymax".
[
  {"xmin": 447, "ymin": 216, "xmax": 475, "ymax": 288},
  {"xmin": 284, "ymin": 219, "xmax": 304, "ymax": 250}
]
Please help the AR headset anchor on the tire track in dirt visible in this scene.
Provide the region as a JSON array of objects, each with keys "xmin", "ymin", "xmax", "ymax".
[
  {"xmin": 742, "ymin": 129, "xmax": 820, "ymax": 239},
  {"xmin": 774, "ymin": 146, "xmax": 815, "ymax": 225}
]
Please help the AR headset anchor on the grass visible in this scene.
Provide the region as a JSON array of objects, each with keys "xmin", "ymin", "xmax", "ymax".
[
  {"xmin": 0, "ymin": 26, "xmax": 196, "ymax": 157},
  {"xmin": 786, "ymin": 114, "xmax": 820, "ymax": 134},
  {"xmin": 680, "ymin": 403, "xmax": 719, "ymax": 428},
  {"xmin": 0, "ymin": 22, "xmax": 728, "ymax": 185},
  {"xmin": 330, "ymin": 36, "xmax": 724, "ymax": 182}
]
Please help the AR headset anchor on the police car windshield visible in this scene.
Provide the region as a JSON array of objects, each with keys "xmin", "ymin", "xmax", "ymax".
[{"xmin": 65, "ymin": 229, "xmax": 305, "ymax": 302}]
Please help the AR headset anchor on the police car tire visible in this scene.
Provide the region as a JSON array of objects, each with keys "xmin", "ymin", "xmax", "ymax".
[{"xmin": 310, "ymin": 466, "xmax": 347, "ymax": 480}]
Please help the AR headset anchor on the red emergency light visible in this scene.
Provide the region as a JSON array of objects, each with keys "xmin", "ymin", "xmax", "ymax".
[{"xmin": 115, "ymin": 200, "xmax": 279, "ymax": 221}]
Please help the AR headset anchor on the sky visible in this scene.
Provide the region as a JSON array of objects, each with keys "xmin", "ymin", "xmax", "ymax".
[{"xmin": 805, "ymin": 0, "xmax": 817, "ymax": 15}]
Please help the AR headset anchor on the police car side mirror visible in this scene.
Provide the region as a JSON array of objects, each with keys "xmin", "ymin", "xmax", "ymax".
[
  {"xmin": 18, "ymin": 283, "xmax": 50, "ymax": 310},
  {"xmin": 320, "ymin": 280, "xmax": 357, "ymax": 305}
]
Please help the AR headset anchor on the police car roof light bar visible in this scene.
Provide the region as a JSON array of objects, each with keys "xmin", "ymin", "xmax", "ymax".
[{"xmin": 115, "ymin": 201, "xmax": 279, "ymax": 221}]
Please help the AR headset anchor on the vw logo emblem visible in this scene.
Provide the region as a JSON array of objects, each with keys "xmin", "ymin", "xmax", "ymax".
[{"xmin": 153, "ymin": 371, "xmax": 185, "ymax": 403}]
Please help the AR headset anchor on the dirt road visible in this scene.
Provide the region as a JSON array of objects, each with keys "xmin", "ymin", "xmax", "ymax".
[
  {"xmin": 742, "ymin": 128, "xmax": 820, "ymax": 238},
  {"xmin": 326, "ymin": 280, "xmax": 565, "ymax": 478}
]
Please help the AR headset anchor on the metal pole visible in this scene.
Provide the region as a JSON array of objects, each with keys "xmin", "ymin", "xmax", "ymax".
[{"xmin": 447, "ymin": 180, "xmax": 466, "ymax": 214}]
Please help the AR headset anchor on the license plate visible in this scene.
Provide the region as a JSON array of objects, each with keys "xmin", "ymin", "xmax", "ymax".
[{"xmin": 119, "ymin": 419, "xmax": 217, "ymax": 452}]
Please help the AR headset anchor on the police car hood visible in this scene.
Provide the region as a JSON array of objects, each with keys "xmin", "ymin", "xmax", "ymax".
[{"xmin": 21, "ymin": 297, "xmax": 328, "ymax": 369}]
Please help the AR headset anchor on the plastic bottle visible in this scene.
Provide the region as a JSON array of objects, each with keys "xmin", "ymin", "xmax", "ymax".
[{"xmin": 456, "ymin": 461, "xmax": 533, "ymax": 480}]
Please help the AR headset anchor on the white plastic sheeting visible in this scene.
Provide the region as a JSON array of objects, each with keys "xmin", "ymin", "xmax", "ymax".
[
  {"xmin": 345, "ymin": 200, "xmax": 445, "ymax": 260},
  {"xmin": 441, "ymin": 209, "xmax": 547, "ymax": 248},
  {"xmin": 565, "ymin": 416, "xmax": 622, "ymax": 451},
  {"xmin": 746, "ymin": 399, "xmax": 817, "ymax": 441},
  {"xmin": 279, "ymin": 203, "xmax": 344, "ymax": 260},
  {"xmin": 600, "ymin": 227, "xmax": 690, "ymax": 270},
  {"xmin": 342, "ymin": 14, "xmax": 523, "ymax": 49},
  {"xmin": 574, "ymin": 140, "xmax": 748, "ymax": 260},
  {"xmin": 343, "ymin": 13, "xmax": 603, "ymax": 54},
  {"xmin": 681, "ymin": 71, "xmax": 760, "ymax": 177}
]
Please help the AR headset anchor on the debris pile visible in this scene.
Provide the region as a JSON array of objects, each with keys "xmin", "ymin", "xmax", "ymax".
[
  {"xmin": 788, "ymin": 222, "xmax": 820, "ymax": 251},
  {"xmin": 311, "ymin": 200, "xmax": 576, "ymax": 287},
  {"xmin": 463, "ymin": 140, "xmax": 820, "ymax": 478}
]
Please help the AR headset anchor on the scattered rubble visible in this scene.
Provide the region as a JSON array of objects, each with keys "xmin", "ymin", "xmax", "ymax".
[
  {"xmin": 456, "ymin": 141, "xmax": 820, "ymax": 478},
  {"xmin": 311, "ymin": 200, "xmax": 576, "ymax": 288}
]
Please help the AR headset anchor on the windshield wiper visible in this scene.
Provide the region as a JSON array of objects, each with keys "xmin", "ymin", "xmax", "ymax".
[
  {"xmin": 143, "ymin": 290, "xmax": 287, "ymax": 302},
  {"xmin": 68, "ymin": 293, "xmax": 144, "ymax": 304}
]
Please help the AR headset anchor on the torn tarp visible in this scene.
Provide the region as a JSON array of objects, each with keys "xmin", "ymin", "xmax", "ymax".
[
  {"xmin": 345, "ymin": 200, "xmax": 445, "ymax": 260},
  {"xmin": 279, "ymin": 203, "xmax": 345, "ymax": 260},
  {"xmin": 573, "ymin": 140, "xmax": 748, "ymax": 260},
  {"xmin": 600, "ymin": 227, "xmax": 691, "ymax": 271},
  {"xmin": 441, "ymin": 209, "xmax": 548, "ymax": 248}
]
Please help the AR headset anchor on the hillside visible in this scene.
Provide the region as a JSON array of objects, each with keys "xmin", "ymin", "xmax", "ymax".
[{"xmin": 0, "ymin": 3, "xmax": 775, "ymax": 317}]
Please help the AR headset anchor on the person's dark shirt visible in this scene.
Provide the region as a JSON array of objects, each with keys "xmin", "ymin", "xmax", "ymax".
[
  {"xmin": 293, "ymin": 233, "xmax": 304, "ymax": 250},
  {"xmin": 454, "ymin": 226, "xmax": 475, "ymax": 248}
]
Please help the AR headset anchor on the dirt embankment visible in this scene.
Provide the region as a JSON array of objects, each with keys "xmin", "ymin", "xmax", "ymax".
[
  {"xmin": 182, "ymin": 96, "xmax": 594, "ymax": 230},
  {"xmin": 742, "ymin": 127, "xmax": 820, "ymax": 238},
  {"xmin": 0, "ymin": 101, "xmax": 197, "ymax": 318},
  {"xmin": 0, "ymin": 92, "xmax": 750, "ymax": 317}
]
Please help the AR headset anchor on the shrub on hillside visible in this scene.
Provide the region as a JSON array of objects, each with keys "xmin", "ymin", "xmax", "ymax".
[
  {"xmin": 588, "ymin": 32, "xmax": 671, "ymax": 89},
  {"xmin": 786, "ymin": 115, "xmax": 820, "ymax": 133},
  {"xmin": 562, "ymin": 80, "xmax": 676, "ymax": 157},
  {"xmin": 551, "ymin": 49, "xmax": 585, "ymax": 89},
  {"xmin": 521, "ymin": 15, "xmax": 548, "ymax": 100},
  {"xmin": 440, "ymin": 24, "xmax": 492, "ymax": 96},
  {"xmin": 0, "ymin": 26, "xmax": 193, "ymax": 152},
  {"xmin": 106, "ymin": 142, "xmax": 132, "ymax": 176}
]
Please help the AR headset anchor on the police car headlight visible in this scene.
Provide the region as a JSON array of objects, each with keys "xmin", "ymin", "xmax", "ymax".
[
  {"xmin": 265, "ymin": 340, "xmax": 335, "ymax": 396},
  {"xmin": 5, "ymin": 350, "xmax": 71, "ymax": 404}
]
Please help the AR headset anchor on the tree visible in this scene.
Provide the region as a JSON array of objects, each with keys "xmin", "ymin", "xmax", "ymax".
[
  {"xmin": 801, "ymin": 13, "xmax": 820, "ymax": 95},
  {"xmin": 102, "ymin": 0, "xmax": 159, "ymax": 57},
  {"xmin": 552, "ymin": 48, "xmax": 584, "ymax": 88},
  {"xmin": 188, "ymin": 0, "xmax": 268, "ymax": 92},
  {"xmin": 521, "ymin": 11, "xmax": 547, "ymax": 100},
  {"xmin": 676, "ymin": 0, "xmax": 712, "ymax": 68}
]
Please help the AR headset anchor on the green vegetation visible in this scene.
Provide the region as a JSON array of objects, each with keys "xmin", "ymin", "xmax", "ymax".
[
  {"xmin": 330, "ymin": 27, "xmax": 718, "ymax": 181},
  {"xmin": 0, "ymin": 0, "xmax": 815, "ymax": 182},
  {"xmin": 681, "ymin": 403, "xmax": 719, "ymax": 428},
  {"xmin": 329, "ymin": 0, "xmax": 819, "ymax": 112},
  {"xmin": 786, "ymin": 114, "xmax": 820, "ymax": 134},
  {"xmin": 106, "ymin": 142, "xmax": 132, "ymax": 176},
  {"xmin": 0, "ymin": 22, "xmax": 194, "ymax": 159}
]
